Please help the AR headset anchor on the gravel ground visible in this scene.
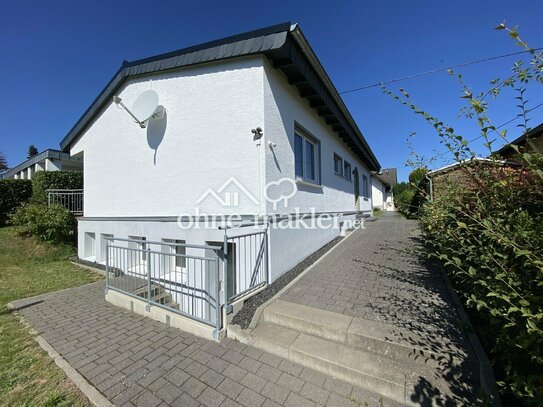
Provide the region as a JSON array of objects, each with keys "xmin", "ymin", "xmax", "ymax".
[{"xmin": 231, "ymin": 236, "xmax": 344, "ymax": 329}]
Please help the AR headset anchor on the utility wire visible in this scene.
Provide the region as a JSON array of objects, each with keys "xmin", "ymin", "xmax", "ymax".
[
  {"xmin": 395, "ymin": 101, "xmax": 543, "ymax": 170},
  {"xmin": 339, "ymin": 48, "xmax": 543, "ymax": 95}
]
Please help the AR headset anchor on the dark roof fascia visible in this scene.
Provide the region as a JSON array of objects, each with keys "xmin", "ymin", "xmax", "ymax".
[
  {"xmin": 59, "ymin": 23, "xmax": 291, "ymax": 151},
  {"xmin": 59, "ymin": 23, "xmax": 381, "ymax": 172},
  {"xmin": 286, "ymin": 26, "xmax": 380, "ymax": 171},
  {"xmin": 495, "ymin": 122, "xmax": 543, "ymax": 156},
  {"xmin": 3, "ymin": 149, "xmax": 82, "ymax": 179}
]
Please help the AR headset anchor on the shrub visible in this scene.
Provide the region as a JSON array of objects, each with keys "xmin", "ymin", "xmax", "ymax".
[
  {"xmin": 419, "ymin": 164, "xmax": 543, "ymax": 404},
  {"xmin": 12, "ymin": 204, "xmax": 76, "ymax": 244},
  {"xmin": 0, "ymin": 179, "xmax": 32, "ymax": 225},
  {"xmin": 31, "ymin": 171, "xmax": 83, "ymax": 204}
]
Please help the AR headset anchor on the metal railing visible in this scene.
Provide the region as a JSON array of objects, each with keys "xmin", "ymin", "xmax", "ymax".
[
  {"xmin": 105, "ymin": 237, "xmax": 222, "ymax": 335},
  {"xmin": 224, "ymin": 227, "xmax": 268, "ymax": 304},
  {"xmin": 47, "ymin": 189, "xmax": 84, "ymax": 215}
]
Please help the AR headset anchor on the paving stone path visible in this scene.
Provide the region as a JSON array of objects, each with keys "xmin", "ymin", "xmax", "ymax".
[
  {"xmin": 280, "ymin": 212, "xmax": 480, "ymax": 405},
  {"xmin": 11, "ymin": 283, "xmax": 398, "ymax": 406}
]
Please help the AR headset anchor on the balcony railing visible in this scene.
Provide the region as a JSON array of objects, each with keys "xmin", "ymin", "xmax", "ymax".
[{"xmin": 47, "ymin": 189, "xmax": 83, "ymax": 215}]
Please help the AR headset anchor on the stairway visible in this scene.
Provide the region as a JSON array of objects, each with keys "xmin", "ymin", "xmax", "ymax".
[
  {"xmin": 230, "ymin": 299, "xmax": 478, "ymax": 405},
  {"xmin": 133, "ymin": 283, "xmax": 180, "ymax": 310}
]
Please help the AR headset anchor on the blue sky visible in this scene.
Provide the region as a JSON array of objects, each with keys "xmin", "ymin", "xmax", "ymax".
[{"xmin": 1, "ymin": 1, "xmax": 542, "ymax": 181}]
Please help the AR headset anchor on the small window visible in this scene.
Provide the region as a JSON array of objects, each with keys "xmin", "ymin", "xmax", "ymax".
[
  {"xmin": 362, "ymin": 175, "xmax": 369, "ymax": 197},
  {"xmin": 129, "ymin": 236, "xmax": 147, "ymax": 262},
  {"xmin": 99, "ymin": 233, "xmax": 113, "ymax": 263},
  {"xmin": 334, "ymin": 154, "xmax": 343, "ymax": 176},
  {"xmin": 163, "ymin": 239, "xmax": 186, "ymax": 270},
  {"xmin": 293, "ymin": 126, "xmax": 320, "ymax": 184},
  {"xmin": 84, "ymin": 232, "xmax": 95, "ymax": 259},
  {"xmin": 344, "ymin": 161, "xmax": 352, "ymax": 181}
]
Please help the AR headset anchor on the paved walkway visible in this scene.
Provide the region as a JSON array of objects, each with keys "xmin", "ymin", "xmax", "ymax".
[
  {"xmin": 280, "ymin": 213, "xmax": 480, "ymax": 405},
  {"xmin": 11, "ymin": 283, "xmax": 397, "ymax": 407}
]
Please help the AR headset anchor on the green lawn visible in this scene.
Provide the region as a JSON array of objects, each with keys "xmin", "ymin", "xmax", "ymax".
[{"xmin": 0, "ymin": 227, "xmax": 103, "ymax": 406}]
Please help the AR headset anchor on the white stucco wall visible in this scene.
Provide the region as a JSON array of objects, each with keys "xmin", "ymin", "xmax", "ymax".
[
  {"xmin": 71, "ymin": 56, "xmax": 265, "ymax": 217},
  {"xmin": 262, "ymin": 59, "xmax": 372, "ymax": 215},
  {"xmin": 74, "ymin": 54, "xmax": 381, "ymax": 284},
  {"xmin": 371, "ymin": 177, "xmax": 385, "ymax": 210}
]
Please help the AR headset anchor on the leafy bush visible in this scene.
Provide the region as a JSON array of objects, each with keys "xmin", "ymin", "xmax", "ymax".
[
  {"xmin": 419, "ymin": 163, "xmax": 543, "ymax": 404},
  {"xmin": 0, "ymin": 179, "xmax": 32, "ymax": 225},
  {"xmin": 12, "ymin": 204, "xmax": 76, "ymax": 244},
  {"xmin": 31, "ymin": 171, "xmax": 83, "ymax": 204}
]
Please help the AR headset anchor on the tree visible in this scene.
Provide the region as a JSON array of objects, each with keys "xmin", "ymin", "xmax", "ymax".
[
  {"xmin": 0, "ymin": 151, "xmax": 7, "ymax": 170},
  {"xmin": 27, "ymin": 145, "xmax": 38, "ymax": 159},
  {"xmin": 408, "ymin": 167, "xmax": 428, "ymax": 186}
]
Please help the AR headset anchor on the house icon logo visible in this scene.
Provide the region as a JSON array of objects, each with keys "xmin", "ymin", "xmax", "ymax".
[{"xmin": 196, "ymin": 177, "xmax": 259, "ymax": 207}]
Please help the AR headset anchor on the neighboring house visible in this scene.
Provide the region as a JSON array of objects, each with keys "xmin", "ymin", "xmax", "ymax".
[
  {"xmin": 495, "ymin": 122, "xmax": 543, "ymax": 159},
  {"xmin": 59, "ymin": 23, "xmax": 383, "ymax": 338},
  {"xmin": 371, "ymin": 168, "xmax": 396, "ymax": 211},
  {"xmin": 1, "ymin": 149, "xmax": 83, "ymax": 180},
  {"xmin": 426, "ymin": 157, "xmax": 519, "ymax": 200}
]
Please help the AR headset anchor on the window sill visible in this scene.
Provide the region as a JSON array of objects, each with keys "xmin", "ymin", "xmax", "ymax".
[{"xmin": 295, "ymin": 178, "xmax": 323, "ymax": 189}]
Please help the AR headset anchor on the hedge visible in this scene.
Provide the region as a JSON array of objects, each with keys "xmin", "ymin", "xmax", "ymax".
[
  {"xmin": 31, "ymin": 171, "xmax": 83, "ymax": 204},
  {"xmin": 0, "ymin": 179, "xmax": 32, "ymax": 225}
]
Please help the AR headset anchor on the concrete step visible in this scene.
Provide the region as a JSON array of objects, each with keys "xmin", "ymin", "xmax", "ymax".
[
  {"xmin": 133, "ymin": 284, "xmax": 164, "ymax": 298},
  {"xmin": 242, "ymin": 322, "xmax": 407, "ymax": 404},
  {"xmin": 263, "ymin": 300, "xmax": 468, "ymax": 369}
]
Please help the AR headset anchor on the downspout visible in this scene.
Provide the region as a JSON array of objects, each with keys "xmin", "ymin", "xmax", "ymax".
[{"xmin": 425, "ymin": 174, "xmax": 434, "ymax": 202}]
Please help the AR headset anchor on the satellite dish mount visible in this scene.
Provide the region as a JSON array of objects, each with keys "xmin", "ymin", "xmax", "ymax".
[{"xmin": 113, "ymin": 90, "xmax": 165, "ymax": 128}]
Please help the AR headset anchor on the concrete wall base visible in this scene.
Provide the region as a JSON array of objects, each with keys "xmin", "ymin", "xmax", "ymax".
[{"xmin": 105, "ymin": 289, "xmax": 223, "ymax": 341}]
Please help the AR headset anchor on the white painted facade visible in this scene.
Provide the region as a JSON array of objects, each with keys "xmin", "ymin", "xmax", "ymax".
[{"xmin": 72, "ymin": 55, "xmax": 374, "ymax": 282}]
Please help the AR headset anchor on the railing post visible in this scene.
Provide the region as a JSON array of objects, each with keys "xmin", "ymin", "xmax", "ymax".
[
  {"xmin": 105, "ymin": 239, "xmax": 110, "ymax": 294},
  {"xmin": 47, "ymin": 191, "xmax": 51, "ymax": 207},
  {"xmin": 146, "ymin": 247, "xmax": 152, "ymax": 312},
  {"xmin": 265, "ymin": 224, "xmax": 270, "ymax": 285},
  {"xmin": 214, "ymin": 253, "xmax": 221, "ymax": 340},
  {"xmin": 223, "ymin": 230, "xmax": 232, "ymax": 314}
]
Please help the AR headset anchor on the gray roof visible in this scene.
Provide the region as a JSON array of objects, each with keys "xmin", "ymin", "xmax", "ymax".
[
  {"xmin": 2, "ymin": 149, "xmax": 82, "ymax": 179},
  {"xmin": 60, "ymin": 23, "xmax": 380, "ymax": 171},
  {"xmin": 495, "ymin": 122, "xmax": 543, "ymax": 156},
  {"xmin": 374, "ymin": 168, "xmax": 397, "ymax": 189}
]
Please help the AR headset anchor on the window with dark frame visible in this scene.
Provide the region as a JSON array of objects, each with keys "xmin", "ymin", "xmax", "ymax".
[
  {"xmin": 294, "ymin": 127, "xmax": 320, "ymax": 184},
  {"xmin": 362, "ymin": 175, "xmax": 369, "ymax": 197},
  {"xmin": 334, "ymin": 154, "xmax": 343, "ymax": 176},
  {"xmin": 344, "ymin": 161, "xmax": 352, "ymax": 181}
]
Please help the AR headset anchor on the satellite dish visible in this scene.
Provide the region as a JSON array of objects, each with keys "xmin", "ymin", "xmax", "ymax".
[
  {"xmin": 131, "ymin": 90, "xmax": 159, "ymax": 122},
  {"xmin": 113, "ymin": 90, "xmax": 165, "ymax": 128}
]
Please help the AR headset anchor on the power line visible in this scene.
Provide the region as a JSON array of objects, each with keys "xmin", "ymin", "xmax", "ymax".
[
  {"xmin": 339, "ymin": 48, "xmax": 543, "ymax": 95},
  {"xmin": 396, "ymin": 101, "xmax": 543, "ymax": 170},
  {"xmin": 432, "ymin": 101, "xmax": 543, "ymax": 162}
]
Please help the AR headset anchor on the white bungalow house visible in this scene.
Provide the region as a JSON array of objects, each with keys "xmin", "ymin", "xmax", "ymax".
[
  {"xmin": 370, "ymin": 168, "xmax": 396, "ymax": 211},
  {"xmin": 1, "ymin": 149, "xmax": 82, "ymax": 180},
  {"xmin": 59, "ymin": 23, "xmax": 384, "ymax": 338}
]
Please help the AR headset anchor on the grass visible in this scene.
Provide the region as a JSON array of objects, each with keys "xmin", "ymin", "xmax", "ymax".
[{"xmin": 0, "ymin": 227, "xmax": 103, "ymax": 406}]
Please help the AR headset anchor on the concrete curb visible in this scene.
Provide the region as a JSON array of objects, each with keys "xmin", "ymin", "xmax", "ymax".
[
  {"xmin": 438, "ymin": 267, "xmax": 502, "ymax": 406},
  {"xmin": 35, "ymin": 335, "xmax": 114, "ymax": 407}
]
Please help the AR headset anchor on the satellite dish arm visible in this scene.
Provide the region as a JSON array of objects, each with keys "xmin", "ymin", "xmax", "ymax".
[{"xmin": 113, "ymin": 96, "xmax": 147, "ymax": 128}]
